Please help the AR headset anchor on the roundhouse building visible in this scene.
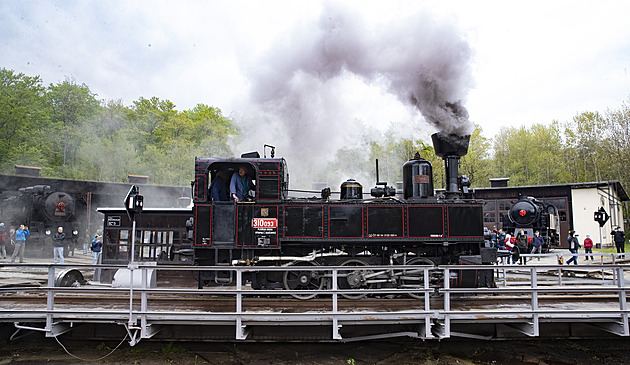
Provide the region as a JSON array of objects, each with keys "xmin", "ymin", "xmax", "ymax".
[{"xmin": 474, "ymin": 179, "xmax": 628, "ymax": 249}]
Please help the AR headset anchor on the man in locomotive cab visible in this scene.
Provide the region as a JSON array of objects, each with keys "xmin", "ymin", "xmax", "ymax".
[
  {"xmin": 209, "ymin": 169, "xmax": 229, "ymax": 202},
  {"xmin": 230, "ymin": 165, "xmax": 255, "ymax": 202}
]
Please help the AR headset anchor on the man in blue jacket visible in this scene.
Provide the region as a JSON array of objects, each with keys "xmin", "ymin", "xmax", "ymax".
[
  {"xmin": 91, "ymin": 233, "xmax": 103, "ymax": 265},
  {"xmin": 230, "ymin": 166, "xmax": 254, "ymax": 202},
  {"xmin": 11, "ymin": 224, "xmax": 29, "ymax": 263}
]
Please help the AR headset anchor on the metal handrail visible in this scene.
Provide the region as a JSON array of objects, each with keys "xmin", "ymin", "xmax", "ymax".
[{"xmin": 2, "ymin": 260, "xmax": 630, "ymax": 342}]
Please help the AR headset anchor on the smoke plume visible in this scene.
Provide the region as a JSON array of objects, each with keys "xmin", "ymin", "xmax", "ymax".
[{"xmin": 238, "ymin": 3, "xmax": 474, "ymax": 188}]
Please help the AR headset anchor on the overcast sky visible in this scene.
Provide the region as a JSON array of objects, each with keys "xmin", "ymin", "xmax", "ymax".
[{"xmin": 1, "ymin": 0, "xmax": 629, "ymax": 141}]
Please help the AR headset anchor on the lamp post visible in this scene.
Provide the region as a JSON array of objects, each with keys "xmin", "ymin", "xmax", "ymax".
[
  {"xmin": 124, "ymin": 185, "xmax": 143, "ymax": 326},
  {"xmin": 594, "ymin": 207, "xmax": 610, "ymax": 264}
]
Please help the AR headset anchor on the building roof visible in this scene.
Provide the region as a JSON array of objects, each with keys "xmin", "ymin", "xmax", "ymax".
[{"xmin": 475, "ymin": 180, "xmax": 629, "ymax": 201}]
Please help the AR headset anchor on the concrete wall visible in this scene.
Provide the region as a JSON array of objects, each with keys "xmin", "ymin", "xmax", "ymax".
[{"xmin": 571, "ymin": 186, "xmax": 623, "ymax": 247}]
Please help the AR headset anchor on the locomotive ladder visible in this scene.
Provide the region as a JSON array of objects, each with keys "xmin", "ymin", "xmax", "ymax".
[{"xmin": 213, "ymin": 248, "xmax": 233, "ymax": 284}]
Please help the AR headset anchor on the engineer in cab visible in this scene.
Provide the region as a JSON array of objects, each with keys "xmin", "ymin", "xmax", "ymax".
[{"xmin": 230, "ymin": 166, "xmax": 254, "ymax": 202}]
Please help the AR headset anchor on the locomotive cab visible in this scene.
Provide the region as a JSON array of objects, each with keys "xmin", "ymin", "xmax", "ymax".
[
  {"xmin": 193, "ymin": 156, "xmax": 288, "ymax": 204},
  {"xmin": 192, "ymin": 154, "xmax": 288, "ymax": 248}
]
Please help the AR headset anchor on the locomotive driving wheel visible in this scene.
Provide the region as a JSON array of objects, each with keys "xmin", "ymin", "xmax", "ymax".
[
  {"xmin": 283, "ymin": 260, "xmax": 325, "ymax": 300},
  {"xmin": 337, "ymin": 258, "xmax": 374, "ymax": 299},
  {"xmin": 399, "ymin": 257, "xmax": 434, "ymax": 299}
]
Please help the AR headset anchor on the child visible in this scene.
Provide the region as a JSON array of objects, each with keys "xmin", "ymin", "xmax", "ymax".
[
  {"xmin": 583, "ymin": 234, "xmax": 594, "ymax": 260},
  {"xmin": 504, "ymin": 234, "xmax": 514, "ymax": 264}
]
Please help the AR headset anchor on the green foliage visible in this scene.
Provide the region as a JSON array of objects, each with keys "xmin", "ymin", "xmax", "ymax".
[
  {"xmin": 47, "ymin": 77, "xmax": 101, "ymax": 174},
  {"xmin": 0, "ymin": 68, "xmax": 50, "ymax": 171},
  {"xmin": 0, "ymin": 68, "xmax": 238, "ymax": 185},
  {"xmin": 460, "ymin": 124, "xmax": 492, "ymax": 187},
  {"xmin": 491, "ymin": 121, "xmax": 566, "ymax": 186}
]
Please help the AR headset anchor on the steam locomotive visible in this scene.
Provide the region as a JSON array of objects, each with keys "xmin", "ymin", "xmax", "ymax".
[
  {"xmin": 503, "ymin": 195, "xmax": 560, "ymax": 251},
  {"xmin": 0, "ymin": 185, "xmax": 83, "ymax": 254},
  {"xmin": 191, "ymin": 132, "xmax": 494, "ymax": 297}
]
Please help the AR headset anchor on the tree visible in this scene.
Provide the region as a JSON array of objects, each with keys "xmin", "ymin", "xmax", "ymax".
[
  {"xmin": 90, "ymin": 99, "xmax": 130, "ymax": 141},
  {"xmin": 460, "ymin": 124, "xmax": 492, "ymax": 187},
  {"xmin": 184, "ymin": 104, "xmax": 237, "ymax": 157},
  {"xmin": 530, "ymin": 121, "xmax": 566, "ymax": 185},
  {"xmin": 0, "ymin": 68, "xmax": 49, "ymax": 170},
  {"xmin": 47, "ymin": 77, "xmax": 100, "ymax": 172},
  {"xmin": 125, "ymin": 97, "xmax": 174, "ymax": 151},
  {"xmin": 490, "ymin": 123, "xmax": 565, "ymax": 186},
  {"xmin": 602, "ymin": 99, "xmax": 630, "ymax": 188}
]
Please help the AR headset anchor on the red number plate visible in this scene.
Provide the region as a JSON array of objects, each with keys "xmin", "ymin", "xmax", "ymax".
[{"xmin": 252, "ymin": 218, "xmax": 277, "ymax": 228}]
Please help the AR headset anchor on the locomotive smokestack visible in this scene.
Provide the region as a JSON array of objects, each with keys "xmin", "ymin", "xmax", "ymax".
[{"xmin": 431, "ymin": 132, "xmax": 470, "ymax": 196}]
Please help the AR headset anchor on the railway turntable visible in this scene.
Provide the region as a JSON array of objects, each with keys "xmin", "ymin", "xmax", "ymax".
[{"xmin": 2, "ymin": 261, "xmax": 630, "ymax": 344}]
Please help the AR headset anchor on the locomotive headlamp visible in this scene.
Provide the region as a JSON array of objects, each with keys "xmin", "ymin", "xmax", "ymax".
[
  {"xmin": 45, "ymin": 229, "xmax": 51, "ymax": 235},
  {"xmin": 72, "ymin": 229, "xmax": 79, "ymax": 236}
]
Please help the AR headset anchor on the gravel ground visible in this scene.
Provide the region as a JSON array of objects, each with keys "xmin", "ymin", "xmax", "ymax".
[{"xmin": 2, "ymin": 329, "xmax": 630, "ymax": 365}]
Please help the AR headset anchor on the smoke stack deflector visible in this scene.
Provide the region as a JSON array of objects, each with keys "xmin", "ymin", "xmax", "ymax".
[{"xmin": 431, "ymin": 132, "xmax": 471, "ymax": 197}]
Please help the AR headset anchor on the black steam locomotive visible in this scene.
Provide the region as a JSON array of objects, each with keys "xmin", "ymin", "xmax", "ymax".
[
  {"xmin": 192, "ymin": 132, "xmax": 494, "ymax": 296},
  {"xmin": 503, "ymin": 195, "xmax": 560, "ymax": 251},
  {"xmin": 0, "ymin": 185, "xmax": 83, "ymax": 254}
]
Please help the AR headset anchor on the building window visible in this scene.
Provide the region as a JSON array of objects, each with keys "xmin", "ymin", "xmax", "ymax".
[{"xmin": 484, "ymin": 212, "xmax": 496, "ymax": 223}]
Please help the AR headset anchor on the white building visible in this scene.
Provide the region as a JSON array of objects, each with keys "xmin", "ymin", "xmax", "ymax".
[
  {"xmin": 477, "ymin": 180, "xmax": 628, "ymax": 248},
  {"xmin": 570, "ymin": 182, "xmax": 626, "ymax": 247}
]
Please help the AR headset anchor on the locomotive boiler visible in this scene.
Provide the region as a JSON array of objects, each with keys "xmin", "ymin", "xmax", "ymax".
[{"xmin": 191, "ymin": 132, "xmax": 494, "ymax": 297}]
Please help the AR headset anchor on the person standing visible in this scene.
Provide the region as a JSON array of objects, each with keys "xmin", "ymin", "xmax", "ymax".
[
  {"xmin": 504, "ymin": 233, "xmax": 514, "ymax": 264},
  {"xmin": 611, "ymin": 226, "xmax": 625, "ymax": 258},
  {"xmin": 515, "ymin": 229, "xmax": 528, "ymax": 265},
  {"xmin": 566, "ymin": 232, "xmax": 580, "ymax": 265},
  {"xmin": 11, "ymin": 224, "xmax": 29, "ymax": 263},
  {"xmin": 53, "ymin": 227, "xmax": 66, "ymax": 264},
  {"xmin": 497, "ymin": 229, "xmax": 506, "ymax": 250},
  {"xmin": 91, "ymin": 233, "xmax": 103, "ymax": 265},
  {"xmin": 583, "ymin": 234, "xmax": 594, "ymax": 260},
  {"xmin": 531, "ymin": 231, "xmax": 544, "ymax": 261},
  {"xmin": 0, "ymin": 223, "xmax": 6, "ymax": 259},
  {"xmin": 490, "ymin": 228, "xmax": 498, "ymax": 248}
]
